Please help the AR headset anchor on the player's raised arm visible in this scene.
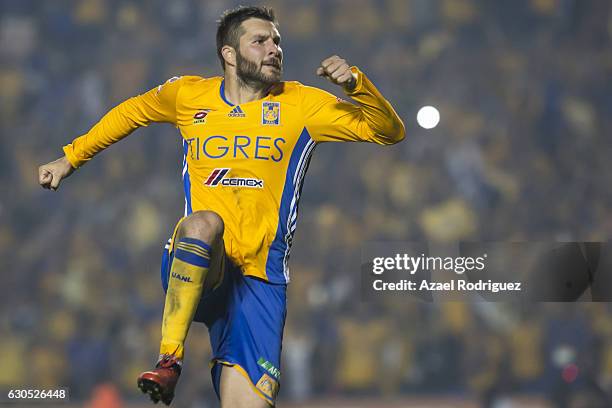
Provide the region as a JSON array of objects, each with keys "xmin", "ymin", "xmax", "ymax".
[
  {"xmin": 304, "ymin": 55, "xmax": 405, "ymax": 145},
  {"xmin": 61, "ymin": 75, "xmax": 190, "ymax": 169},
  {"xmin": 38, "ymin": 75, "xmax": 192, "ymax": 191},
  {"xmin": 38, "ymin": 156, "xmax": 75, "ymax": 191}
]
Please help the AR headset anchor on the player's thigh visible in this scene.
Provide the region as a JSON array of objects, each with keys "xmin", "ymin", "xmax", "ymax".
[{"xmin": 220, "ymin": 365, "xmax": 271, "ymax": 408}]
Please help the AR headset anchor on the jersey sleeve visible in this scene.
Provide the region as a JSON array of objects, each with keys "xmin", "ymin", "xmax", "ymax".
[
  {"xmin": 62, "ymin": 75, "xmax": 190, "ymax": 168},
  {"xmin": 301, "ymin": 67, "xmax": 405, "ymax": 144}
]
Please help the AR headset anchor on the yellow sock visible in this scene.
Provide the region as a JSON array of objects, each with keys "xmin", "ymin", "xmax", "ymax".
[{"xmin": 160, "ymin": 238, "xmax": 211, "ymax": 359}]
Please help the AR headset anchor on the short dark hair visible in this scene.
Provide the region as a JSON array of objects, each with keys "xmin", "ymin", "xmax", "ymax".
[{"xmin": 216, "ymin": 6, "xmax": 277, "ymax": 70}]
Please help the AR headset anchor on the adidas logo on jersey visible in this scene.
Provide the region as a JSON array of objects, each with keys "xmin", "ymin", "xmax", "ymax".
[{"xmin": 228, "ymin": 105, "xmax": 246, "ymax": 118}]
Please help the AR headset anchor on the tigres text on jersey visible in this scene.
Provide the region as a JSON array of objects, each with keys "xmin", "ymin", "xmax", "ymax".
[{"xmin": 63, "ymin": 67, "xmax": 405, "ymax": 283}]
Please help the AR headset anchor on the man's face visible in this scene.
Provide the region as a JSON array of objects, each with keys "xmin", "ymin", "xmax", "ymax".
[{"xmin": 235, "ymin": 18, "xmax": 283, "ymax": 86}]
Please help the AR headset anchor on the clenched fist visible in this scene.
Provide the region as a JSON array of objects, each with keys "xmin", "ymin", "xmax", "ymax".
[
  {"xmin": 38, "ymin": 156, "xmax": 75, "ymax": 191},
  {"xmin": 316, "ymin": 55, "xmax": 357, "ymax": 91}
]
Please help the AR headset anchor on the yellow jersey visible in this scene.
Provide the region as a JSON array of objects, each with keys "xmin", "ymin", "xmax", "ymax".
[{"xmin": 63, "ymin": 67, "xmax": 405, "ymax": 283}]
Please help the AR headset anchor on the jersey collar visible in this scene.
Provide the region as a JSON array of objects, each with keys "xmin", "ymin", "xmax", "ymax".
[
  {"xmin": 219, "ymin": 79, "xmax": 234, "ymax": 107},
  {"xmin": 219, "ymin": 79, "xmax": 281, "ymax": 107}
]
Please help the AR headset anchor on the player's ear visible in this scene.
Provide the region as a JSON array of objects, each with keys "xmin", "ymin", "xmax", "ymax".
[{"xmin": 221, "ymin": 45, "xmax": 236, "ymax": 68}]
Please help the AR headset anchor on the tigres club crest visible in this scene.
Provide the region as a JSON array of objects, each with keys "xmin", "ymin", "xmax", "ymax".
[
  {"xmin": 262, "ymin": 101, "xmax": 280, "ymax": 125},
  {"xmin": 255, "ymin": 373, "xmax": 279, "ymax": 399}
]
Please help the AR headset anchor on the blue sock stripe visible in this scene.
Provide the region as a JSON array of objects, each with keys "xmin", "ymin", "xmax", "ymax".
[
  {"xmin": 176, "ymin": 246, "xmax": 210, "ymax": 260},
  {"xmin": 174, "ymin": 249, "xmax": 210, "ymax": 268},
  {"xmin": 176, "ymin": 242, "xmax": 210, "ymax": 258},
  {"xmin": 179, "ymin": 237, "xmax": 212, "ymax": 252}
]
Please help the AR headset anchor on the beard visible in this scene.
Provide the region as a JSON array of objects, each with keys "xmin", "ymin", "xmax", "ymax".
[{"xmin": 236, "ymin": 51, "xmax": 282, "ymax": 88}]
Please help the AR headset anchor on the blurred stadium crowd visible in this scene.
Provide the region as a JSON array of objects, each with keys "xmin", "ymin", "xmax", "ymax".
[{"xmin": 2, "ymin": 0, "xmax": 612, "ymax": 407}]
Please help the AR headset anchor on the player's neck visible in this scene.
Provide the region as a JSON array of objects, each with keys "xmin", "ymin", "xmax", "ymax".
[{"xmin": 223, "ymin": 75, "xmax": 272, "ymax": 105}]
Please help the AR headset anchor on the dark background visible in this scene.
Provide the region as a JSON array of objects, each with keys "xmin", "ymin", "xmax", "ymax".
[{"xmin": 2, "ymin": 0, "xmax": 612, "ymax": 406}]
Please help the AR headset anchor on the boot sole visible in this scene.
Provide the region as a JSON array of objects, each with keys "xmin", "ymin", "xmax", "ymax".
[{"xmin": 137, "ymin": 377, "xmax": 174, "ymax": 405}]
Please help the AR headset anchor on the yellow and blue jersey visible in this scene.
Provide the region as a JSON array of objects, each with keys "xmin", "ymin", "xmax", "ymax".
[{"xmin": 63, "ymin": 67, "xmax": 405, "ymax": 284}]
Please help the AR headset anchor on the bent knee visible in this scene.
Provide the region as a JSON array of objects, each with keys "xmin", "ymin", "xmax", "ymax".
[{"xmin": 179, "ymin": 210, "xmax": 224, "ymax": 239}]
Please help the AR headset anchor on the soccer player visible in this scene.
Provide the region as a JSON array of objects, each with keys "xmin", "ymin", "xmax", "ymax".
[{"xmin": 38, "ymin": 6, "xmax": 405, "ymax": 407}]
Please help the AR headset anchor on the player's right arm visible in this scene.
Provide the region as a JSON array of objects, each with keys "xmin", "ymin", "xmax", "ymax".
[{"xmin": 38, "ymin": 75, "xmax": 189, "ymax": 191}]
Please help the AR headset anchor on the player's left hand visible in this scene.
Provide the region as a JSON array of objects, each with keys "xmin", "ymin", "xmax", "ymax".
[{"xmin": 316, "ymin": 55, "xmax": 357, "ymax": 92}]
